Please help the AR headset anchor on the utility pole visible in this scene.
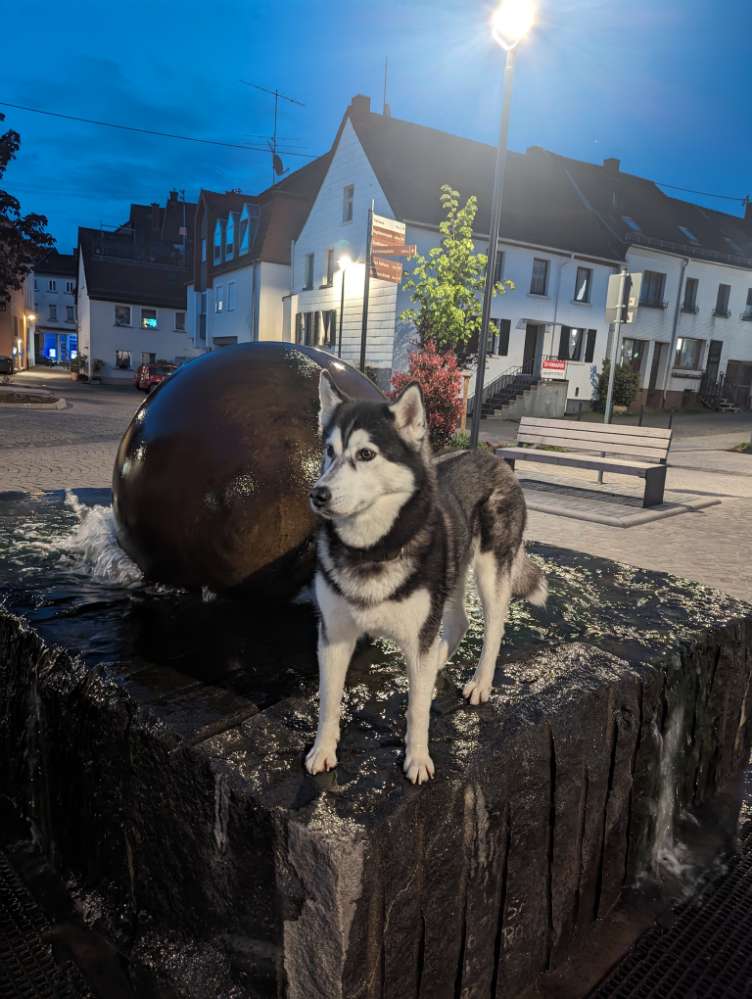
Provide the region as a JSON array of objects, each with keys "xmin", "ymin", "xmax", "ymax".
[{"xmin": 603, "ymin": 268, "xmax": 628, "ymax": 424}]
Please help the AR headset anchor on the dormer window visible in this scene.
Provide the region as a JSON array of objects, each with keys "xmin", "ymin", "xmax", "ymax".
[
  {"xmin": 225, "ymin": 213, "xmax": 235, "ymax": 261},
  {"xmin": 239, "ymin": 204, "xmax": 251, "ymax": 255},
  {"xmin": 622, "ymin": 216, "xmax": 640, "ymax": 232},
  {"xmin": 677, "ymin": 225, "xmax": 699, "ymax": 244},
  {"xmin": 213, "ymin": 220, "xmax": 223, "ymax": 264}
]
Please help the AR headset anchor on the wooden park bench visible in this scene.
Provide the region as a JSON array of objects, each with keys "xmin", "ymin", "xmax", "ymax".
[{"xmin": 496, "ymin": 416, "xmax": 673, "ymax": 508}]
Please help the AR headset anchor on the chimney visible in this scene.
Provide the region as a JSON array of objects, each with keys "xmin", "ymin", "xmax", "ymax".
[
  {"xmin": 603, "ymin": 157, "xmax": 621, "ymax": 173},
  {"xmin": 168, "ymin": 190, "xmax": 178, "ymax": 203},
  {"xmin": 745, "ymin": 196, "xmax": 752, "ymax": 224},
  {"xmin": 349, "ymin": 94, "xmax": 371, "ymax": 119}
]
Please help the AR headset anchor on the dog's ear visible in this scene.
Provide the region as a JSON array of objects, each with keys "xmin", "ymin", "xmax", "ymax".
[
  {"xmin": 318, "ymin": 370, "xmax": 346, "ymax": 434},
  {"xmin": 389, "ymin": 382, "xmax": 426, "ymax": 448}
]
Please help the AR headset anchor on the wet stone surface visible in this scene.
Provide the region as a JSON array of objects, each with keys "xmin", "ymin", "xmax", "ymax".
[{"xmin": 1, "ymin": 490, "xmax": 752, "ymax": 998}]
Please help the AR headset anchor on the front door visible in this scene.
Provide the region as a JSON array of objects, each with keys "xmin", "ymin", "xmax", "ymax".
[
  {"xmin": 648, "ymin": 342, "xmax": 666, "ymax": 391},
  {"xmin": 705, "ymin": 340, "xmax": 723, "ymax": 384},
  {"xmin": 522, "ymin": 324, "xmax": 538, "ymax": 375}
]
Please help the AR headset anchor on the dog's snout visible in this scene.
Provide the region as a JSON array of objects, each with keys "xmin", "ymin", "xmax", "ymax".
[{"xmin": 310, "ymin": 485, "xmax": 331, "ymax": 510}]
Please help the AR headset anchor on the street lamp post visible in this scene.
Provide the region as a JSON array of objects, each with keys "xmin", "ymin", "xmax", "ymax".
[
  {"xmin": 470, "ymin": 0, "xmax": 536, "ymax": 448},
  {"xmin": 337, "ymin": 254, "xmax": 352, "ymax": 358}
]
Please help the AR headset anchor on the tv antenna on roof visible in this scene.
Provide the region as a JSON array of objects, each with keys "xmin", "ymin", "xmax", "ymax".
[{"xmin": 241, "ymin": 81, "xmax": 305, "ymax": 184}]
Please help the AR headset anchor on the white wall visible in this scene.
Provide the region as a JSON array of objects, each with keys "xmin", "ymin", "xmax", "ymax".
[
  {"xmin": 292, "ymin": 118, "xmax": 398, "ymax": 374},
  {"xmin": 76, "ymin": 254, "xmax": 91, "ymax": 363},
  {"xmin": 33, "ymin": 272, "xmax": 77, "ymax": 332},
  {"xmin": 86, "ymin": 298, "xmax": 195, "ymax": 382},
  {"xmin": 258, "ymin": 262, "xmax": 290, "ymax": 340}
]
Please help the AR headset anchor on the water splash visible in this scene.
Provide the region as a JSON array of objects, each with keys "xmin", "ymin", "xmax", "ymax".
[
  {"xmin": 59, "ymin": 490, "xmax": 143, "ymax": 586},
  {"xmin": 651, "ymin": 704, "xmax": 691, "ymax": 879}
]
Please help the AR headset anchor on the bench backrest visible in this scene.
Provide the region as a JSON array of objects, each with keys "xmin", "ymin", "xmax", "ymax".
[{"xmin": 516, "ymin": 416, "xmax": 672, "ymax": 463}]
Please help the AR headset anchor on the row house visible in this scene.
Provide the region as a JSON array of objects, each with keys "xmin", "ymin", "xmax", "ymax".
[
  {"xmin": 289, "ymin": 95, "xmax": 752, "ymax": 408},
  {"xmin": 0, "ymin": 277, "xmax": 34, "ymax": 370},
  {"xmin": 32, "ymin": 251, "xmax": 78, "ymax": 364},
  {"xmin": 76, "ymin": 192, "xmax": 199, "ymax": 383},
  {"xmin": 186, "ymin": 155, "xmax": 330, "ymax": 351}
]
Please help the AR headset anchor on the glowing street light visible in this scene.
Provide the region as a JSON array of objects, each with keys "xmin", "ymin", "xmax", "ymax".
[
  {"xmin": 25, "ymin": 312, "xmax": 37, "ymax": 321},
  {"xmin": 470, "ymin": 0, "xmax": 536, "ymax": 447},
  {"xmin": 490, "ymin": 0, "xmax": 536, "ymax": 50},
  {"xmin": 337, "ymin": 254, "xmax": 353, "ymax": 357}
]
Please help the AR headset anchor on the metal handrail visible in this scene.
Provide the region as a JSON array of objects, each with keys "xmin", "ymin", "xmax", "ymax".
[{"xmin": 468, "ymin": 365, "xmax": 534, "ymax": 414}]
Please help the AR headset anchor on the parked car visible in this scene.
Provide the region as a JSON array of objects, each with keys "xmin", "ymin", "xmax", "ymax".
[
  {"xmin": 135, "ymin": 362, "xmax": 176, "ymax": 392},
  {"xmin": 0, "ymin": 355, "xmax": 13, "ymax": 384}
]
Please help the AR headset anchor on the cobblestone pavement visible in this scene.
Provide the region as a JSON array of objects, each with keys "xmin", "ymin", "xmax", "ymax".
[
  {"xmin": 2, "ymin": 369, "xmax": 752, "ymax": 602},
  {"xmin": 0, "ymin": 369, "xmax": 141, "ymax": 494}
]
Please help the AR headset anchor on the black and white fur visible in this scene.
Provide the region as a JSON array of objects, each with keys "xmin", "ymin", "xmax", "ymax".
[{"xmin": 306, "ymin": 372, "xmax": 547, "ymax": 784}]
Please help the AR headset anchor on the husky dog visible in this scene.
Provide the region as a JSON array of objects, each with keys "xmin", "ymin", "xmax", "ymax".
[{"xmin": 306, "ymin": 372, "xmax": 547, "ymax": 784}]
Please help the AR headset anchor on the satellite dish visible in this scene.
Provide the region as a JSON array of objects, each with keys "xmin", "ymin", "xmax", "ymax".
[{"xmin": 273, "ymin": 152, "xmax": 287, "ymax": 177}]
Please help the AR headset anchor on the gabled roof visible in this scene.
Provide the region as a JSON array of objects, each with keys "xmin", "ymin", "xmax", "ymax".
[
  {"xmin": 343, "ymin": 96, "xmax": 752, "ymax": 268},
  {"xmin": 78, "ymin": 227, "xmax": 188, "ymax": 309},
  {"xmin": 34, "ymin": 251, "xmax": 77, "ymax": 278}
]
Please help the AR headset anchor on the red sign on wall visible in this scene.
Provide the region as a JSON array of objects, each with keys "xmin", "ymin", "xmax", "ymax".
[{"xmin": 542, "ymin": 358, "xmax": 567, "ymax": 374}]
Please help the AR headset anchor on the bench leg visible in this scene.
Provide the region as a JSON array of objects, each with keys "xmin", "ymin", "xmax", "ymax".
[{"xmin": 643, "ymin": 466, "xmax": 667, "ymax": 507}]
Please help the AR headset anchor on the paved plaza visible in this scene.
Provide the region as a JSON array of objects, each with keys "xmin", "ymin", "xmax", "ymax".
[{"xmin": 2, "ymin": 367, "xmax": 752, "ymax": 601}]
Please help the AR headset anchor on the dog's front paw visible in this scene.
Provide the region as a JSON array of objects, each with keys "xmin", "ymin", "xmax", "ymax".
[
  {"xmin": 463, "ymin": 677, "xmax": 492, "ymax": 705},
  {"xmin": 403, "ymin": 750, "xmax": 435, "ymax": 785},
  {"xmin": 305, "ymin": 743, "xmax": 338, "ymax": 775}
]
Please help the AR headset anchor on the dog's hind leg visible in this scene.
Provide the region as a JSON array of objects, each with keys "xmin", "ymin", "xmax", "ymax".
[
  {"xmin": 463, "ymin": 550, "xmax": 511, "ymax": 705},
  {"xmin": 305, "ymin": 604, "xmax": 360, "ymax": 775},
  {"xmin": 442, "ymin": 570, "xmax": 469, "ymax": 662}
]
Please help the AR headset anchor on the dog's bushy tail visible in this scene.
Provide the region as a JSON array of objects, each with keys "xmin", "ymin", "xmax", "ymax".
[{"xmin": 512, "ymin": 547, "xmax": 548, "ymax": 607}]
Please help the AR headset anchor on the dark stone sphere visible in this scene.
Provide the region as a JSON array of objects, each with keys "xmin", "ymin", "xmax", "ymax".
[{"xmin": 112, "ymin": 343, "xmax": 384, "ymax": 596}]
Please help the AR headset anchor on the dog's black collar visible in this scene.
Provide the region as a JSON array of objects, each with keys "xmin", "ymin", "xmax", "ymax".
[{"xmin": 325, "ymin": 484, "xmax": 433, "ymax": 564}]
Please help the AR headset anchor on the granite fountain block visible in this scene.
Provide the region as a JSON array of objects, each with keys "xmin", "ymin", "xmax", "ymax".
[{"xmin": 1, "ymin": 490, "xmax": 751, "ymax": 998}]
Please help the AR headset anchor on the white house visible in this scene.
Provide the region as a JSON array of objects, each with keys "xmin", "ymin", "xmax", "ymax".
[
  {"xmin": 76, "ymin": 195, "xmax": 200, "ymax": 383},
  {"xmin": 32, "ymin": 251, "xmax": 78, "ymax": 364},
  {"xmin": 289, "ymin": 95, "xmax": 752, "ymax": 410},
  {"xmin": 186, "ymin": 157, "xmax": 330, "ymax": 351}
]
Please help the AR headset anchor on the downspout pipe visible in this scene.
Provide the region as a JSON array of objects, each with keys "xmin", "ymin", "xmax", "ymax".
[{"xmin": 660, "ymin": 256, "xmax": 689, "ymax": 408}]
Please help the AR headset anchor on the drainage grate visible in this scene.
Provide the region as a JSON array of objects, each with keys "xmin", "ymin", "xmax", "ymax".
[
  {"xmin": 0, "ymin": 850, "xmax": 94, "ymax": 999},
  {"xmin": 590, "ymin": 825, "xmax": 752, "ymax": 998}
]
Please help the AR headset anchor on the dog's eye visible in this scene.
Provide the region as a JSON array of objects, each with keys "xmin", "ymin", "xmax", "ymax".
[
  {"xmin": 325, "ymin": 444, "xmax": 335, "ymax": 460},
  {"xmin": 356, "ymin": 448, "xmax": 376, "ymax": 462}
]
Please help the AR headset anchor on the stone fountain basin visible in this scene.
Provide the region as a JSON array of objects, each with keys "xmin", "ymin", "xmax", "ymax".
[{"xmin": 0, "ymin": 489, "xmax": 751, "ymax": 998}]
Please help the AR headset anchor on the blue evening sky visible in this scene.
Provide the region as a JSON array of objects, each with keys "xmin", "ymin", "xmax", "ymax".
[{"xmin": 2, "ymin": 0, "xmax": 750, "ymax": 251}]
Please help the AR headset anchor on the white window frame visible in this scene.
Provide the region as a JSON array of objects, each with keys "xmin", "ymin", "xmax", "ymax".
[
  {"xmin": 175, "ymin": 311, "xmax": 186, "ymax": 331},
  {"xmin": 342, "ymin": 184, "xmax": 354, "ymax": 223},
  {"xmin": 141, "ymin": 308, "xmax": 159, "ymax": 330},
  {"xmin": 227, "ymin": 282, "xmax": 237, "ymax": 312},
  {"xmin": 49, "ymin": 304, "xmax": 57, "ymax": 321},
  {"xmin": 114, "ymin": 305, "xmax": 132, "ymax": 327},
  {"xmin": 225, "ymin": 213, "xmax": 235, "ymax": 261},
  {"xmin": 65, "ymin": 280, "xmax": 74, "ymax": 294},
  {"xmin": 48, "ymin": 279, "xmax": 56, "ymax": 291},
  {"xmin": 215, "ymin": 285, "xmax": 225, "ymax": 312},
  {"xmin": 213, "ymin": 220, "xmax": 223, "ymax": 265},
  {"xmin": 304, "ymin": 253, "xmax": 314, "ymax": 290},
  {"xmin": 66, "ymin": 305, "xmax": 75, "ymax": 322}
]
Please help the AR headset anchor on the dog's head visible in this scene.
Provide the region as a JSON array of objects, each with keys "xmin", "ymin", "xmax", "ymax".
[{"xmin": 309, "ymin": 371, "xmax": 428, "ymax": 523}]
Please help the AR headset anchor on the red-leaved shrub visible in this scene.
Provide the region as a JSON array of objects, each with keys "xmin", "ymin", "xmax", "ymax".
[{"xmin": 390, "ymin": 341, "xmax": 464, "ymax": 449}]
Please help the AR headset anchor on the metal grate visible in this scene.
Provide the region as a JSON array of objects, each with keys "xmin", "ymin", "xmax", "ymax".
[
  {"xmin": 0, "ymin": 851, "xmax": 94, "ymax": 999},
  {"xmin": 590, "ymin": 825, "xmax": 752, "ymax": 998}
]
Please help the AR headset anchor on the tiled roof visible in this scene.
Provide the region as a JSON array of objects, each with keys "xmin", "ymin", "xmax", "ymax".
[
  {"xmin": 34, "ymin": 251, "xmax": 77, "ymax": 278},
  {"xmin": 345, "ymin": 99, "xmax": 752, "ymax": 267},
  {"xmin": 78, "ymin": 228, "xmax": 189, "ymax": 308}
]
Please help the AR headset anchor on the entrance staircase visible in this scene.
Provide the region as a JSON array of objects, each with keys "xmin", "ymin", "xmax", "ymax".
[{"xmin": 473, "ymin": 367, "xmax": 540, "ymax": 418}]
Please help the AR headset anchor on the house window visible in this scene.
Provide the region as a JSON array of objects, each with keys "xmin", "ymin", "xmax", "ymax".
[
  {"xmin": 584, "ymin": 329, "xmax": 597, "ymax": 363},
  {"xmin": 497, "ymin": 318, "xmax": 510, "ymax": 356},
  {"xmin": 714, "ymin": 283, "xmax": 731, "ymax": 317},
  {"xmin": 530, "ymin": 258, "xmax": 549, "ymax": 296},
  {"xmin": 201, "ymin": 238, "xmax": 207, "ymax": 263},
  {"xmin": 115, "ymin": 305, "xmax": 131, "ymax": 326},
  {"xmin": 66, "ymin": 305, "xmax": 75, "ymax": 322},
  {"xmin": 239, "ymin": 204, "xmax": 251, "ymax": 254},
  {"xmin": 49, "ymin": 304, "xmax": 57, "ymax": 321},
  {"xmin": 342, "ymin": 184, "xmax": 354, "ymax": 223},
  {"xmin": 558, "ymin": 326, "xmax": 584, "ymax": 361},
  {"xmin": 213, "ymin": 220, "xmax": 223, "ymax": 264},
  {"xmin": 227, "ymin": 282, "xmax": 237, "ymax": 311},
  {"xmin": 215, "ymin": 285, "xmax": 225, "ymax": 312},
  {"xmin": 493, "ymin": 251, "xmax": 504, "ymax": 284},
  {"xmin": 141, "ymin": 352, "xmax": 156, "ymax": 365},
  {"xmin": 141, "ymin": 308, "xmax": 158, "ymax": 329},
  {"xmin": 225, "ymin": 213, "xmax": 235, "ymax": 261},
  {"xmin": 65, "ymin": 280, "xmax": 74, "ymax": 294},
  {"xmin": 744, "ymin": 288, "xmax": 752, "ymax": 320},
  {"xmin": 322, "ymin": 310, "xmax": 337, "ymax": 347},
  {"xmin": 674, "ymin": 337, "xmax": 703, "ymax": 370},
  {"xmin": 683, "ymin": 277, "xmax": 699, "ymax": 313},
  {"xmin": 326, "ymin": 249, "xmax": 335, "ymax": 287},
  {"xmin": 620, "ymin": 338, "xmax": 646, "ymax": 374},
  {"xmin": 304, "ymin": 253, "xmax": 314, "ymax": 290},
  {"xmin": 34, "ymin": 279, "xmax": 38, "ymax": 290},
  {"xmin": 48, "ymin": 279, "xmax": 56, "ymax": 291},
  {"xmin": 175, "ymin": 311, "xmax": 186, "ymax": 331},
  {"xmin": 640, "ymin": 271, "xmax": 666, "ymax": 308},
  {"xmin": 574, "ymin": 267, "xmax": 592, "ymax": 303},
  {"xmin": 115, "ymin": 350, "xmax": 131, "ymax": 370}
]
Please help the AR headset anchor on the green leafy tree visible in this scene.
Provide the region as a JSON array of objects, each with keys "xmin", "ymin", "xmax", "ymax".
[
  {"xmin": 594, "ymin": 359, "xmax": 639, "ymax": 411},
  {"xmin": 400, "ymin": 185, "xmax": 512, "ymax": 365},
  {"xmin": 0, "ymin": 113, "xmax": 54, "ymax": 303}
]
